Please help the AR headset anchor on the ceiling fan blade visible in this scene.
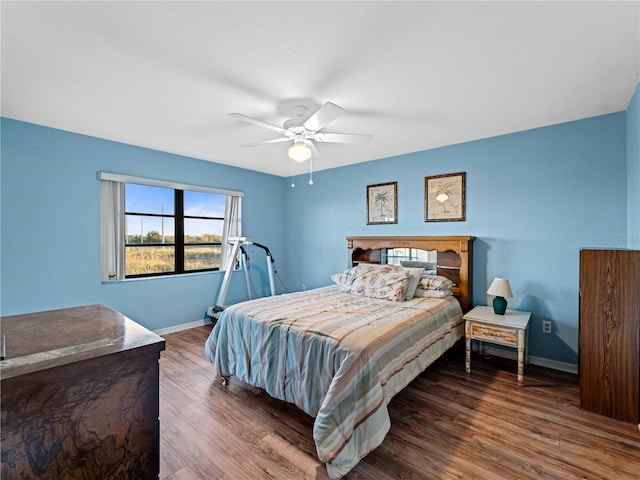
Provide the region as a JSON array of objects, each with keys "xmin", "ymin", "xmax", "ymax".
[
  {"xmin": 241, "ymin": 137, "xmax": 291, "ymax": 147},
  {"xmin": 303, "ymin": 102, "xmax": 345, "ymax": 132},
  {"xmin": 314, "ymin": 132, "xmax": 373, "ymax": 144},
  {"xmin": 228, "ymin": 113, "xmax": 286, "ymax": 134}
]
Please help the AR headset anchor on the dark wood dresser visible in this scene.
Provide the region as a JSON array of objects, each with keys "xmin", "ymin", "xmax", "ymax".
[
  {"xmin": 1, "ymin": 305, "xmax": 166, "ymax": 479},
  {"xmin": 579, "ymin": 249, "xmax": 640, "ymax": 425}
]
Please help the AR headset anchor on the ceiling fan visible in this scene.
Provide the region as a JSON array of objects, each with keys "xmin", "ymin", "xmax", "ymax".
[{"xmin": 229, "ymin": 101, "xmax": 372, "ymax": 162}]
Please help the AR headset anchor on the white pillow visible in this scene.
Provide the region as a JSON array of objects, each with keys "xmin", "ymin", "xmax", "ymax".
[
  {"xmin": 401, "ymin": 260, "xmax": 437, "ymax": 271},
  {"xmin": 403, "ymin": 267, "xmax": 425, "ymax": 300}
]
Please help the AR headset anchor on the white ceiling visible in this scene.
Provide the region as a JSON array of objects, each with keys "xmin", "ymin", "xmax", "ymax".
[{"xmin": 2, "ymin": 1, "xmax": 639, "ymax": 177}]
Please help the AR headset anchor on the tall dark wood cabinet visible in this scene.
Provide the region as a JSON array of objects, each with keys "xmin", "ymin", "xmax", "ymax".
[{"xmin": 579, "ymin": 249, "xmax": 640, "ymax": 425}]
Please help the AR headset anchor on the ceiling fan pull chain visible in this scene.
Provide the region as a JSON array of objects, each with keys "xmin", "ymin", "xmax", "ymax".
[
  {"xmin": 291, "ymin": 159, "xmax": 296, "ymax": 188},
  {"xmin": 308, "ymin": 157, "xmax": 314, "ymax": 185}
]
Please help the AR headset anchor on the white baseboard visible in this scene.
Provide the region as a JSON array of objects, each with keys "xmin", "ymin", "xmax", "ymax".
[
  {"xmin": 154, "ymin": 319, "xmax": 212, "ymax": 336},
  {"xmin": 479, "ymin": 345, "xmax": 578, "ymax": 374}
]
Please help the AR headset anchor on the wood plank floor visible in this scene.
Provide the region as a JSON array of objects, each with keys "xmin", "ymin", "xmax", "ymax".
[{"xmin": 159, "ymin": 326, "xmax": 640, "ymax": 479}]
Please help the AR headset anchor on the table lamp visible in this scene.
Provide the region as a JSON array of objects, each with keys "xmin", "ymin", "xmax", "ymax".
[{"xmin": 487, "ymin": 277, "xmax": 513, "ymax": 315}]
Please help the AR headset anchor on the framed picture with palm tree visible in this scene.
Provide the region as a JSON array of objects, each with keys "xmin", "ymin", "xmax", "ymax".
[
  {"xmin": 425, "ymin": 172, "xmax": 466, "ymax": 222},
  {"xmin": 367, "ymin": 181, "xmax": 397, "ymax": 224}
]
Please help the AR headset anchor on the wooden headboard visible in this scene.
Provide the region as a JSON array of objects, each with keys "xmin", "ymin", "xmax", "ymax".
[{"xmin": 346, "ymin": 236, "xmax": 475, "ymax": 312}]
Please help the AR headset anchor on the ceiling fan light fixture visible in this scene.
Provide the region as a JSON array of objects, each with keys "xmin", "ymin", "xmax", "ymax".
[
  {"xmin": 288, "ymin": 141, "xmax": 311, "ymax": 161},
  {"xmin": 230, "ymin": 101, "xmax": 371, "ymax": 168}
]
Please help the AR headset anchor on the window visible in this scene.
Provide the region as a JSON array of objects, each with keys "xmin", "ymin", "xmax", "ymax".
[
  {"xmin": 183, "ymin": 190, "xmax": 226, "ymax": 272},
  {"xmin": 101, "ymin": 172, "xmax": 242, "ymax": 281},
  {"xmin": 124, "ymin": 184, "xmax": 226, "ymax": 277},
  {"xmin": 383, "ymin": 248, "xmax": 437, "ymax": 265}
]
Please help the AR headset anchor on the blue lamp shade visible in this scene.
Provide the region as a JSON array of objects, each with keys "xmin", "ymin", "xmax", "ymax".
[{"xmin": 487, "ymin": 278, "xmax": 513, "ymax": 315}]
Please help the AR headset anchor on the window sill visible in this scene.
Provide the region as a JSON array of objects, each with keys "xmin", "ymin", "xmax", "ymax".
[{"xmin": 101, "ymin": 269, "xmax": 229, "ymax": 284}]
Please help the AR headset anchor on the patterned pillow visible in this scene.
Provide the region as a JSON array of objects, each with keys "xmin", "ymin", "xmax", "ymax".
[
  {"xmin": 414, "ymin": 287, "xmax": 453, "ymax": 298},
  {"xmin": 330, "ymin": 267, "xmax": 354, "ymax": 286},
  {"xmin": 418, "ymin": 275, "xmax": 454, "ymax": 290},
  {"xmin": 343, "ymin": 264, "xmax": 412, "ymax": 302}
]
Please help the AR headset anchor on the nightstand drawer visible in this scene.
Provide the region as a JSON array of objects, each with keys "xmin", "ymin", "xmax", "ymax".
[{"xmin": 470, "ymin": 324, "xmax": 517, "ymax": 346}]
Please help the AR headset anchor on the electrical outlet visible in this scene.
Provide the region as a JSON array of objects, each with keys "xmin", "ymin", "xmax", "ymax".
[
  {"xmin": 301, "ymin": 284, "xmax": 306, "ymax": 291},
  {"xmin": 542, "ymin": 320, "xmax": 552, "ymax": 334}
]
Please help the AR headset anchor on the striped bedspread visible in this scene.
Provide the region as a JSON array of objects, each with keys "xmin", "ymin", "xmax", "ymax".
[{"xmin": 204, "ymin": 285, "xmax": 463, "ymax": 478}]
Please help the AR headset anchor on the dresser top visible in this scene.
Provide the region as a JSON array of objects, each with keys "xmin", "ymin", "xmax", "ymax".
[{"xmin": 0, "ymin": 304, "xmax": 165, "ymax": 379}]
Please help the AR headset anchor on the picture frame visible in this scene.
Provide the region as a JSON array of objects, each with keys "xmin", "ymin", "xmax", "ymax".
[
  {"xmin": 425, "ymin": 172, "xmax": 466, "ymax": 222},
  {"xmin": 367, "ymin": 182, "xmax": 397, "ymax": 224}
]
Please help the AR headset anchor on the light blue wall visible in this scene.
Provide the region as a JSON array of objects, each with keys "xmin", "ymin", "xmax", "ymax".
[
  {"xmin": 627, "ymin": 82, "xmax": 640, "ymax": 245},
  {"xmin": 0, "ymin": 118, "xmax": 287, "ymax": 331},
  {"xmin": 0, "ymin": 112, "xmax": 630, "ymax": 367},
  {"xmin": 284, "ymin": 113, "xmax": 627, "ymax": 366}
]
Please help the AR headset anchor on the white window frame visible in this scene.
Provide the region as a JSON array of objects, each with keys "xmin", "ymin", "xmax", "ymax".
[{"xmin": 100, "ymin": 172, "xmax": 243, "ymax": 281}]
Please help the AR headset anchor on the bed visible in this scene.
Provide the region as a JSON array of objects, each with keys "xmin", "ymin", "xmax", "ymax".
[{"xmin": 205, "ymin": 235, "xmax": 474, "ymax": 478}]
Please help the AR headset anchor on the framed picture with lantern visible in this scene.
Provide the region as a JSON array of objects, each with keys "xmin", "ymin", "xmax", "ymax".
[{"xmin": 425, "ymin": 172, "xmax": 466, "ymax": 222}]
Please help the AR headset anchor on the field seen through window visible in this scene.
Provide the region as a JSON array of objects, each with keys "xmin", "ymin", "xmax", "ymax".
[{"xmin": 125, "ymin": 232, "xmax": 222, "ymax": 276}]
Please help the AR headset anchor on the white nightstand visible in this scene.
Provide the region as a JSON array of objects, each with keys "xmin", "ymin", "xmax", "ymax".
[{"xmin": 463, "ymin": 305, "xmax": 531, "ymax": 386}]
